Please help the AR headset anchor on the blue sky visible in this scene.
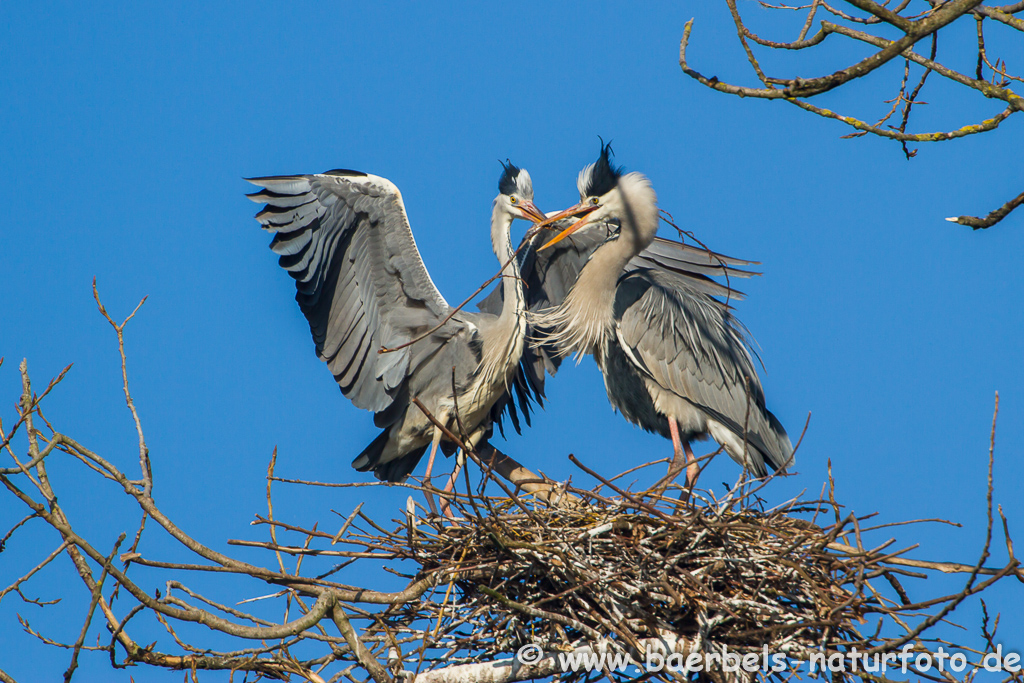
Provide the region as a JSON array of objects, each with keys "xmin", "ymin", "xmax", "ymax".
[{"xmin": 2, "ymin": 3, "xmax": 1021, "ymax": 681}]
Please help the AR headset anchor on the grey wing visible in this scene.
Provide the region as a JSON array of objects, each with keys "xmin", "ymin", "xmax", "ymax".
[
  {"xmin": 630, "ymin": 237, "xmax": 759, "ymax": 304},
  {"xmin": 478, "ymin": 223, "xmax": 762, "ymax": 432},
  {"xmin": 478, "ymin": 224, "xmax": 758, "ymax": 319},
  {"xmin": 613, "ymin": 269, "xmax": 793, "ymax": 473},
  {"xmin": 248, "ymin": 170, "xmax": 453, "ymax": 415},
  {"xmin": 520, "ymin": 225, "xmax": 761, "ymax": 349}
]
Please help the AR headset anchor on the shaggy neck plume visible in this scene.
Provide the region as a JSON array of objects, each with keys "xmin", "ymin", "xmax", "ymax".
[{"xmin": 531, "ymin": 173, "xmax": 659, "ymax": 360}]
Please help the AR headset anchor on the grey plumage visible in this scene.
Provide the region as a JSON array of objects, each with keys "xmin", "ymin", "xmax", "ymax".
[
  {"xmin": 487, "ymin": 143, "xmax": 793, "ymax": 477},
  {"xmin": 249, "ymin": 165, "xmax": 541, "ymax": 482},
  {"xmin": 481, "ymin": 217, "xmax": 759, "ymax": 431},
  {"xmin": 608, "ymin": 268, "xmax": 792, "ymax": 475}
]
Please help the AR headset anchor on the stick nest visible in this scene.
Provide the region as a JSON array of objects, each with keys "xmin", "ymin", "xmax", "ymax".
[
  {"xmin": 335, "ymin": 453, "xmax": 1018, "ymax": 683},
  {"xmin": 398, "ymin": 492, "xmax": 854, "ymax": 663}
]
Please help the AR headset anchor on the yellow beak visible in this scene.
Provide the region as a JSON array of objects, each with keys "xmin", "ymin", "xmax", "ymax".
[
  {"xmin": 517, "ymin": 200, "xmax": 548, "ymax": 224},
  {"xmin": 538, "ymin": 203, "xmax": 600, "ymax": 250}
]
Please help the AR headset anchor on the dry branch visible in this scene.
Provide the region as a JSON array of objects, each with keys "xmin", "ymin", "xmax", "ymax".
[{"xmin": 681, "ymin": 1, "xmax": 1024, "ymax": 229}]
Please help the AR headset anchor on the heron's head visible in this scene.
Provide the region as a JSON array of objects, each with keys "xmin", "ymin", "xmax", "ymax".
[
  {"xmin": 496, "ymin": 160, "xmax": 546, "ymax": 223},
  {"xmin": 540, "ymin": 141, "xmax": 658, "ymax": 251}
]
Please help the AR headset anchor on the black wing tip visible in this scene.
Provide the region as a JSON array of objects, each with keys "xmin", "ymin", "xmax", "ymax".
[
  {"xmin": 246, "ymin": 188, "xmax": 301, "ymax": 203},
  {"xmin": 244, "ymin": 174, "xmax": 304, "ymax": 183},
  {"xmin": 244, "ymin": 169, "xmax": 368, "ymax": 185},
  {"xmin": 324, "ymin": 168, "xmax": 368, "ymax": 178},
  {"xmin": 254, "ymin": 202, "xmax": 309, "ymax": 220}
]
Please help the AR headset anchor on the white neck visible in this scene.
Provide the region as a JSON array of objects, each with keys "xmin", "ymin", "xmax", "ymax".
[
  {"xmin": 532, "ymin": 172, "xmax": 659, "ymax": 358},
  {"xmin": 490, "ymin": 202, "xmax": 526, "ymax": 325}
]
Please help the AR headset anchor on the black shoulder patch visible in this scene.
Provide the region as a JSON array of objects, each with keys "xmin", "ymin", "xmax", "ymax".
[
  {"xmin": 498, "ymin": 159, "xmax": 521, "ymax": 196},
  {"xmin": 324, "ymin": 168, "xmax": 368, "ymax": 177},
  {"xmin": 613, "ymin": 269, "xmax": 653, "ymax": 319}
]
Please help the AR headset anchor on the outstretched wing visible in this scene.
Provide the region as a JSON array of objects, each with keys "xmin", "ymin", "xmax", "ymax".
[
  {"xmin": 248, "ymin": 170, "xmax": 453, "ymax": 415},
  {"xmin": 613, "ymin": 268, "xmax": 792, "ymax": 473}
]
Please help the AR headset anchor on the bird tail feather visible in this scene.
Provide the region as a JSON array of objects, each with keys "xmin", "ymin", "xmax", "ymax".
[{"xmin": 351, "ymin": 431, "xmax": 427, "ymax": 483}]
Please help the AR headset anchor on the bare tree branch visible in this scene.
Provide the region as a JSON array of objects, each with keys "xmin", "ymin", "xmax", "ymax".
[
  {"xmin": 680, "ymin": 2, "xmax": 1024, "ymax": 229},
  {"xmin": 946, "ymin": 188, "xmax": 1024, "ymax": 228}
]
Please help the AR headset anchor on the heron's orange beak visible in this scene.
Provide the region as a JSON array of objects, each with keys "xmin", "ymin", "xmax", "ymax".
[
  {"xmin": 517, "ymin": 200, "xmax": 547, "ymax": 224},
  {"xmin": 538, "ymin": 203, "xmax": 600, "ymax": 250}
]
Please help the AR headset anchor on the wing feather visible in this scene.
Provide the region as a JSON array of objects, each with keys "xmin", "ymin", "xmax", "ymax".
[
  {"xmin": 478, "ymin": 220, "xmax": 760, "ymax": 431},
  {"xmin": 249, "ymin": 171, "xmax": 453, "ymax": 414},
  {"xmin": 613, "ymin": 269, "xmax": 792, "ymax": 472}
]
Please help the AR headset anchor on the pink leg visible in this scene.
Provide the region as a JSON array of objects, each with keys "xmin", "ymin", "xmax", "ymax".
[
  {"xmin": 667, "ymin": 417, "xmax": 687, "ymax": 484},
  {"xmin": 684, "ymin": 441, "xmax": 699, "ymax": 488},
  {"xmin": 423, "ymin": 430, "xmax": 442, "ymax": 485},
  {"xmin": 438, "ymin": 452, "xmax": 465, "ymax": 519},
  {"xmin": 421, "ymin": 428, "xmax": 443, "ymax": 517}
]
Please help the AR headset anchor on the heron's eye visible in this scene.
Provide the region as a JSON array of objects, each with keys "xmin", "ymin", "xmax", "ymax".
[
  {"xmin": 590, "ymin": 197, "xmax": 599, "ymax": 205},
  {"xmin": 509, "ymin": 196, "xmax": 518, "ymax": 205}
]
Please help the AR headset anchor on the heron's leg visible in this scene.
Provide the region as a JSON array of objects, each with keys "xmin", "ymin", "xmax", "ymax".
[
  {"xmin": 684, "ymin": 441, "xmax": 699, "ymax": 487},
  {"xmin": 648, "ymin": 417, "xmax": 686, "ymax": 501},
  {"xmin": 439, "ymin": 427, "xmax": 483, "ymax": 518},
  {"xmin": 666, "ymin": 419, "xmax": 699, "ymax": 512},
  {"xmin": 442, "ymin": 451, "xmax": 466, "ymax": 495},
  {"xmin": 421, "ymin": 423, "xmax": 446, "ymax": 517},
  {"xmin": 673, "ymin": 440, "xmax": 701, "ymax": 513},
  {"xmin": 438, "ymin": 450, "xmax": 467, "ymax": 519},
  {"xmin": 423, "ymin": 426, "xmax": 444, "ymax": 486},
  {"xmin": 666, "ymin": 417, "xmax": 687, "ymax": 485}
]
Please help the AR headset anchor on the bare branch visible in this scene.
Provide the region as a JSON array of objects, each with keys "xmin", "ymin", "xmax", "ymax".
[
  {"xmin": 679, "ymin": 2, "xmax": 1024, "ymax": 229},
  {"xmin": 3, "ymin": 292, "xmax": 1021, "ymax": 683},
  {"xmin": 946, "ymin": 188, "xmax": 1024, "ymax": 228}
]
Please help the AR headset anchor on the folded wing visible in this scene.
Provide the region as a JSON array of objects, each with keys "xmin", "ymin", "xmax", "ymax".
[
  {"xmin": 613, "ymin": 269, "xmax": 792, "ymax": 473},
  {"xmin": 479, "ymin": 220, "xmax": 761, "ymax": 430}
]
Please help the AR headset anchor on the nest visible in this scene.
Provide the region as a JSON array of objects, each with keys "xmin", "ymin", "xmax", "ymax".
[
  {"xmin": 396, "ymin": 491, "xmax": 855, "ymax": 665},
  {"xmin": 321, "ymin": 446, "xmax": 1019, "ymax": 682}
]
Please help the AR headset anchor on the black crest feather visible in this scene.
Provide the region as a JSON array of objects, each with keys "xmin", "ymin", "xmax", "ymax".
[
  {"xmin": 580, "ymin": 138, "xmax": 624, "ymax": 197},
  {"xmin": 498, "ymin": 159, "xmax": 521, "ymax": 196}
]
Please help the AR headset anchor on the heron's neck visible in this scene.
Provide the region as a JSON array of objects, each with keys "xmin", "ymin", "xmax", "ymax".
[
  {"xmin": 535, "ymin": 175, "xmax": 659, "ymax": 358},
  {"xmin": 554, "ymin": 240, "xmax": 632, "ymax": 353},
  {"xmin": 491, "ymin": 205, "xmax": 525, "ymax": 325},
  {"xmin": 569, "ymin": 172, "xmax": 660, "ymax": 329}
]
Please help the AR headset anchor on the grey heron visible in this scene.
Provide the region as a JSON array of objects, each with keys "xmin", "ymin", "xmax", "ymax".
[
  {"xmin": 482, "ymin": 188, "xmax": 759, "ymax": 434},
  {"xmin": 248, "ymin": 162, "xmax": 552, "ymax": 484},
  {"xmin": 521, "ymin": 143, "xmax": 794, "ymax": 484}
]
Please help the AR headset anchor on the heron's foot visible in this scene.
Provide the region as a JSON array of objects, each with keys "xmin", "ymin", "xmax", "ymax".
[
  {"xmin": 437, "ymin": 460, "xmax": 464, "ymax": 520},
  {"xmin": 647, "ymin": 448, "xmax": 687, "ymax": 502},
  {"xmin": 672, "ymin": 443, "xmax": 700, "ymax": 513}
]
